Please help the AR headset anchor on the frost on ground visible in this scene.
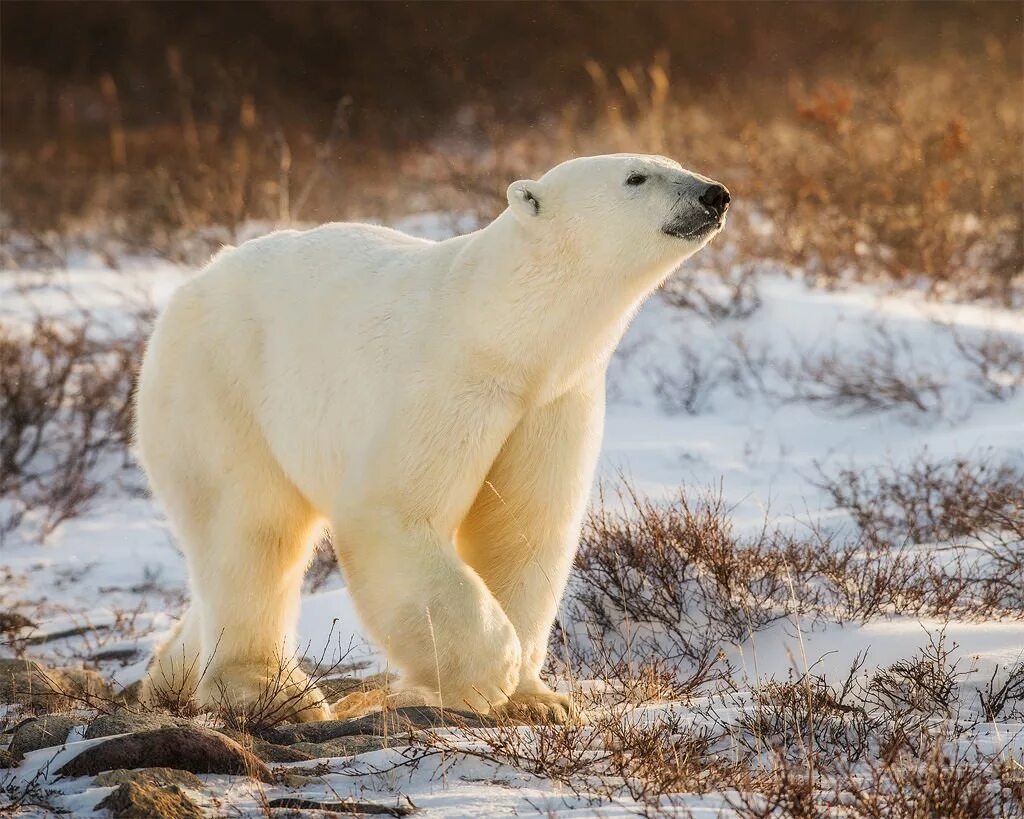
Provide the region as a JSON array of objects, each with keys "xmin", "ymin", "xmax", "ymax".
[{"xmin": 1, "ymin": 221, "xmax": 1023, "ymax": 817}]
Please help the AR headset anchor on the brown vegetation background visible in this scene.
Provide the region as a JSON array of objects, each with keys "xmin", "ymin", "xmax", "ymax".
[{"xmin": 2, "ymin": 1, "xmax": 1022, "ymax": 299}]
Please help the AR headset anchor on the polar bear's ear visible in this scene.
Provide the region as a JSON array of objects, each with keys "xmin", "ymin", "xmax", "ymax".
[{"xmin": 507, "ymin": 180, "xmax": 545, "ymax": 223}]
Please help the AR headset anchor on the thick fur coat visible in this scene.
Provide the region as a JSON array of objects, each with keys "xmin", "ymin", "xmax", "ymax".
[{"xmin": 136, "ymin": 154, "xmax": 728, "ymax": 721}]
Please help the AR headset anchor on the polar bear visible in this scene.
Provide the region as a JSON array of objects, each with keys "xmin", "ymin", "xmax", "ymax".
[{"xmin": 136, "ymin": 154, "xmax": 729, "ymax": 722}]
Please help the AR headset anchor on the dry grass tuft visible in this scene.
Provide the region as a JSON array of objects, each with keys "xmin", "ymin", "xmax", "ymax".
[{"xmin": 0, "ymin": 309, "xmax": 147, "ymax": 541}]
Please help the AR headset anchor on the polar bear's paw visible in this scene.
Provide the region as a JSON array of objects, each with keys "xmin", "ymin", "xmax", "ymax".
[
  {"xmin": 200, "ymin": 664, "xmax": 332, "ymax": 724},
  {"xmin": 274, "ymin": 683, "xmax": 333, "ymax": 723},
  {"xmin": 495, "ymin": 689, "xmax": 575, "ymax": 724}
]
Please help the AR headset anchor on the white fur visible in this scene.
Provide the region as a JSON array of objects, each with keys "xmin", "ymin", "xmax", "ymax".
[{"xmin": 136, "ymin": 154, "xmax": 724, "ymax": 720}]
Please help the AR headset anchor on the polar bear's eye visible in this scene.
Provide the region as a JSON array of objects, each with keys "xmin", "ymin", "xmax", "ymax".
[{"xmin": 626, "ymin": 173, "xmax": 648, "ymax": 186}]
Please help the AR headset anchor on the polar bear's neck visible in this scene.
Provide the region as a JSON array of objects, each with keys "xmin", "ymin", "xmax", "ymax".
[{"xmin": 444, "ymin": 212, "xmax": 664, "ymax": 404}]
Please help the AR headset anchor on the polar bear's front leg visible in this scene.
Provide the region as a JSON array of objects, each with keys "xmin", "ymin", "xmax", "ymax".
[
  {"xmin": 336, "ymin": 508, "xmax": 522, "ymax": 713},
  {"xmin": 457, "ymin": 378, "xmax": 605, "ymax": 722}
]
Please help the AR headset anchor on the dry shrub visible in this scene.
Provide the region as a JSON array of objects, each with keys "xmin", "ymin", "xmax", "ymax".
[
  {"xmin": 979, "ymin": 663, "xmax": 1024, "ymax": 723},
  {"xmin": 816, "ymin": 452, "xmax": 1024, "ymax": 548},
  {"xmin": 728, "ymin": 636, "xmax": 973, "ymax": 772},
  {"xmin": 138, "ymin": 625, "xmax": 366, "ymax": 731},
  {"xmin": 0, "ymin": 769, "xmax": 64, "ymax": 816},
  {"xmin": 654, "ymin": 317, "xmax": 1024, "ymax": 423},
  {"xmin": 0, "ymin": 311, "xmax": 146, "ymax": 540},
  {"xmin": 411, "ymin": 636, "xmax": 1019, "ymax": 817},
  {"xmin": 651, "ymin": 342, "xmax": 728, "ymax": 416},
  {"xmin": 412, "ymin": 705, "xmax": 741, "ymax": 815},
  {"xmin": 659, "ymin": 266, "xmax": 763, "ymax": 323},
  {"xmin": 865, "ymin": 632, "xmax": 967, "ymax": 744},
  {"xmin": 811, "ymin": 452, "xmax": 1023, "ymax": 618},
  {"xmin": 730, "ymin": 743, "xmax": 1016, "ymax": 819},
  {"xmin": 780, "ymin": 324, "xmax": 946, "ymax": 419},
  {"xmin": 212, "ymin": 661, "xmax": 328, "ymax": 733},
  {"xmin": 949, "ymin": 327, "xmax": 1024, "ymax": 401},
  {"xmin": 760, "ymin": 58, "xmax": 1023, "ymax": 304},
  {"xmin": 734, "ymin": 656, "xmax": 875, "ymax": 766},
  {"xmin": 561, "ymin": 485, "xmax": 805, "ymax": 695},
  {"xmin": 813, "ymin": 451, "xmax": 1024, "ymax": 615},
  {"xmin": 562, "ymin": 463, "xmax": 1023, "ymax": 697},
  {"xmin": 835, "ymin": 742, "xmax": 1017, "ymax": 819}
]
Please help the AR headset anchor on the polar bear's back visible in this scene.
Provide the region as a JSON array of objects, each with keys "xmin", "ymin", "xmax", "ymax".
[
  {"xmin": 138, "ymin": 221, "xmax": 459, "ymax": 508},
  {"xmin": 182, "ymin": 222, "xmax": 445, "ymax": 349},
  {"xmin": 158, "ymin": 222, "xmax": 439, "ymax": 382},
  {"xmin": 207, "ymin": 222, "xmax": 436, "ymax": 295}
]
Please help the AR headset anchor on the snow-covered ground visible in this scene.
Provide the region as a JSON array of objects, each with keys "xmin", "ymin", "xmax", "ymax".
[{"xmin": 2, "ymin": 219, "xmax": 1023, "ymax": 815}]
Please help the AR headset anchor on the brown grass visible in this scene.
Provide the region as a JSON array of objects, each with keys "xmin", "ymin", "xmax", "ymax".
[
  {"xmin": 2, "ymin": 8, "xmax": 1020, "ymax": 303},
  {"xmin": 0, "ymin": 309, "xmax": 146, "ymax": 541}
]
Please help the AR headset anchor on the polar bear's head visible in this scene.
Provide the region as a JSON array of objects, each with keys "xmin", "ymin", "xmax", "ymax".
[{"xmin": 506, "ymin": 154, "xmax": 729, "ymax": 281}]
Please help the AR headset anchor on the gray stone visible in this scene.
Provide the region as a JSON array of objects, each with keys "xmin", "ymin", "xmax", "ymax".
[
  {"xmin": 57, "ymin": 725, "xmax": 274, "ymax": 782},
  {"xmin": 96, "ymin": 781, "xmax": 202, "ymax": 819},
  {"xmin": 0, "ymin": 658, "xmax": 49, "ymax": 705},
  {"xmin": 290, "ymin": 736, "xmax": 391, "ymax": 759},
  {"xmin": 250, "ymin": 739, "xmax": 314, "ymax": 763},
  {"xmin": 90, "ymin": 647, "xmax": 141, "ymax": 663},
  {"xmin": 94, "ymin": 767, "xmax": 204, "ymax": 790},
  {"xmin": 8, "ymin": 714, "xmax": 77, "ymax": 756},
  {"xmin": 0, "ymin": 658, "xmax": 109, "ymax": 710},
  {"xmin": 217, "ymin": 727, "xmax": 314, "ymax": 764},
  {"xmin": 84, "ymin": 709, "xmax": 182, "ymax": 739},
  {"xmin": 262, "ymin": 706, "xmax": 498, "ymax": 745}
]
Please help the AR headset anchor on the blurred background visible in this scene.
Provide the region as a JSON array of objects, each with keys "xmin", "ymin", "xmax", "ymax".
[{"xmin": 2, "ymin": 0, "xmax": 1021, "ymax": 302}]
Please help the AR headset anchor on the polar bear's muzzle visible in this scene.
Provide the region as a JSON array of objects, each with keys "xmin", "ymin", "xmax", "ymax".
[{"xmin": 662, "ymin": 179, "xmax": 731, "ymax": 241}]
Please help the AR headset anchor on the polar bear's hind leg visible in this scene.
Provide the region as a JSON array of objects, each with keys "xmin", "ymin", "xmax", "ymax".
[
  {"xmin": 187, "ymin": 470, "xmax": 330, "ymax": 723},
  {"xmin": 137, "ymin": 315, "xmax": 330, "ymax": 721}
]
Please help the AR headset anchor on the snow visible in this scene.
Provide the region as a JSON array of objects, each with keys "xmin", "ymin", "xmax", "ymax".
[{"xmin": 2, "ymin": 222, "xmax": 1023, "ymax": 815}]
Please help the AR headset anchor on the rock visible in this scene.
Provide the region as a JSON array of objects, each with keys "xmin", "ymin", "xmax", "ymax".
[
  {"xmin": 0, "ymin": 658, "xmax": 109, "ymax": 710},
  {"xmin": 0, "ymin": 749, "xmax": 18, "ymax": 768},
  {"xmin": 90, "ymin": 647, "xmax": 140, "ymax": 663},
  {"xmin": 0, "ymin": 658, "xmax": 50, "ymax": 705},
  {"xmin": 218, "ymin": 728, "xmax": 315, "ymax": 764},
  {"xmin": 22, "ymin": 623, "xmax": 112, "ymax": 646},
  {"xmin": 93, "ymin": 767, "xmax": 204, "ymax": 790},
  {"xmin": 262, "ymin": 706, "xmax": 498, "ymax": 745},
  {"xmin": 60, "ymin": 667, "xmax": 109, "ymax": 698},
  {"xmin": 8, "ymin": 713, "xmax": 77, "ymax": 756},
  {"xmin": 250, "ymin": 739, "xmax": 314, "ymax": 763},
  {"xmin": 290, "ymin": 736, "xmax": 390, "ymax": 759},
  {"xmin": 95, "ymin": 781, "xmax": 202, "ymax": 819},
  {"xmin": 57, "ymin": 725, "xmax": 273, "ymax": 782},
  {"xmin": 277, "ymin": 771, "xmax": 320, "ymax": 788},
  {"xmin": 266, "ymin": 797, "xmax": 414, "ymax": 816},
  {"xmin": 85, "ymin": 709, "xmax": 182, "ymax": 739}
]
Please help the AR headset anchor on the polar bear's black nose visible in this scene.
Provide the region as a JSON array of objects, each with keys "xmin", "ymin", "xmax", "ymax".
[{"xmin": 698, "ymin": 183, "xmax": 731, "ymax": 218}]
